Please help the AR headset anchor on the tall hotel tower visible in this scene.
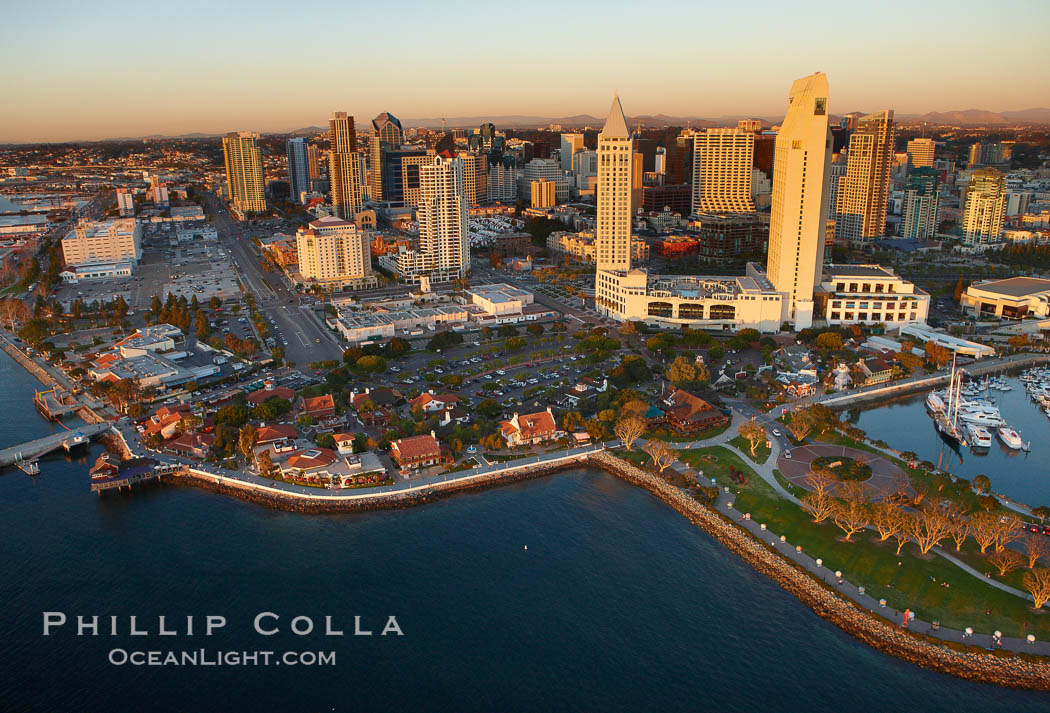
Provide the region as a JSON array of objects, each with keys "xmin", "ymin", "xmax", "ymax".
[
  {"xmin": 222, "ymin": 132, "xmax": 267, "ymax": 214},
  {"xmin": 328, "ymin": 112, "xmax": 364, "ymax": 219},
  {"xmin": 765, "ymin": 72, "xmax": 832, "ymax": 329},
  {"xmin": 595, "ymin": 95, "xmax": 633, "ymax": 273}
]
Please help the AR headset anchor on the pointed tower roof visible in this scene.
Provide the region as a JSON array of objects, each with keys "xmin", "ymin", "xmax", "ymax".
[{"xmin": 601, "ymin": 95, "xmax": 630, "ymax": 138}]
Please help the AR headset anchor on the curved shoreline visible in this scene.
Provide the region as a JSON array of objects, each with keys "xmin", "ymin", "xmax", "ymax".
[{"xmin": 158, "ymin": 451, "xmax": 1050, "ymax": 690}]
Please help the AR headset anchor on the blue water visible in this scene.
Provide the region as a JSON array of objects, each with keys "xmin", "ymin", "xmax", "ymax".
[
  {"xmin": 1, "ymin": 352, "xmax": 1048, "ymax": 711},
  {"xmin": 846, "ymin": 374, "xmax": 1050, "ymax": 508}
]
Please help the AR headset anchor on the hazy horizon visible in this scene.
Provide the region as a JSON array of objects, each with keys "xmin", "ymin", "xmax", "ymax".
[{"xmin": 3, "ymin": 0, "xmax": 1048, "ymax": 143}]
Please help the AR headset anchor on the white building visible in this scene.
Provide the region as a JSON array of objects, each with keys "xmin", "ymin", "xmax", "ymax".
[
  {"xmin": 286, "ymin": 137, "xmax": 311, "ymax": 203},
  {"xmin": 560, "ymin": 133, "xmax": 584, "ymax": 172},
  {"xmin": 116, "ymin": 189, "xmax": 135, "ymax": 217},
  {"xmin": 488, "ymin": 163, "xmax": 517, "ymax": 202},
  {"xmin": 520, "ymin": 159, "xmax": 569, "ymax": 203},
  {"xmin": 296, "ymin": 216, "xmax": 377, "ymax": 290},
  {"xmin": 765, "ymin": 72, "xmax": 832, "ymax": 328},
  {"xmin": 961, "ymin": 168, "xmax": 1006, "ymax": 252},
  {"xmin": 466, "ymin": 283, "xmax": 534, "ymax": 316},
  {"xmin": 820, "ymin": 264, "xmax": 930, "ymax": 329},
  {"xmin": 961, "ymin": 276, "xmax": 1050, "ymax": 319},
  {"xmin": 691, "ymin": 128, "xmax": 755, "ymax": 214},
  {"xmin": 61, "ymin": 218, "xmax": 142, "ymax": 267},
  {"xmin": 906, "ymin": 138, "xmax": 936, "ymax": 169}
]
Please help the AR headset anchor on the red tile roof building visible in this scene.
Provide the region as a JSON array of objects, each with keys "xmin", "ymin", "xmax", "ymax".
[
  {"xmin": 301, "ymin": 393, "xmax": 336, "ymax": 419},
  {"xmin": 500, "ymin": 408, "xmax": 563, "ymax": 447},
  {"xmin": 660, "ymin": 390, "xmax": 728, "ymax": 434},
  {"xmin": 389, "ymin": 433, "xmax": 445, "ymax": 470}
]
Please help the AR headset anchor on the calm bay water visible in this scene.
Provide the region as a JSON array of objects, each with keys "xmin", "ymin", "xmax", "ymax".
[
  {"xmin": 846, "ymin": 373, "xmax": 1050, "ymax": 508},
  {"xmin": 1, "ymin": 352, "xmax": 1048, "ymax": 711}
]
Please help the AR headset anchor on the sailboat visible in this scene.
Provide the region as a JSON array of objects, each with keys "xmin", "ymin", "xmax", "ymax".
[{"xmin": 933, "ymin": 356, "xmax": 966, "ymax": 447}]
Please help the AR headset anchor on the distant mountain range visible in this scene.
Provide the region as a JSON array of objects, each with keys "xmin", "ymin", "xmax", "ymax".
[{"xmin": 32, "ymin": 107, "xmax": 1050, "ymax": 144}]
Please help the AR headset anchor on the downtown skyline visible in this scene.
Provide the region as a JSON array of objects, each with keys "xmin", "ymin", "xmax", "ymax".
[{"xmin": 3, "ymin": 0, "xmax": 1050, "ymax": 142}]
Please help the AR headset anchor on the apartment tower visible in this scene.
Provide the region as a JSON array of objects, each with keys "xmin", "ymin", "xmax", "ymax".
[
  {"xmin": 962, "ymin": 168, "xmax": 1006, "ymax": 251},
  {"xmin": 328, "ymin": 112, "xmax": 363, "ymax": 219},
  {"xmin": 222, "ymin": 132, "xmax": 267, "ymax": 214},
  {"xmin": 286, "ymin": 137, "xmax": 311, "ymax": 202},
  {"xmin": 416, "ymin": 154, "xmax": 469, "ymax": 282},
  {"xmin": 901, "ymin": 167, "xmax": 940, "ymax": 240},
  {"xmin": 765, "ymin": 72, "xmax": 832, "ymax": 329},
  {"xmin": 834, "ymin": 110, "xmax": 894, "ymax": 247},
  {"xmin": 905, "ymin": 138, "xmax": 935, "ymax": 169}
]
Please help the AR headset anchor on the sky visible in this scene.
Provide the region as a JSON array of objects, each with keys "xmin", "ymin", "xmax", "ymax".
[{"xmin": 2, "ymin": 0, "xmax": 1049, "ymax": 142}]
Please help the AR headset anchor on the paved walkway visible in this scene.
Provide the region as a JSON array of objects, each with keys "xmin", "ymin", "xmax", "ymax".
[{"xmin": 777, "ymin": 442, "xmax": 907, "ymax": 498}]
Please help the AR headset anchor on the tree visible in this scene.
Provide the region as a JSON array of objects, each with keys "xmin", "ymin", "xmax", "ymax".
[
  {"xmin": 737, "ymin": 419, "xmax": 766, "ymax": 456},
  {"xmin": 831, "ymin": 482, "xmax": 870, "ymax": 541},
  {"xmin": 256, "ymin": 449, "xmax": 273, "ymax": 477},
  {"xmin": 1008, "ymin": 334, "xmax": 1030, "ymax": 350},
  {"xmin": 801, "ymin": 490, "xmax": 836, "ymax": 524},
  {"xmin": 891, "ymin": 514, "xmax": 915, "ymax": 555},
  {"xmin": 948, "ymin": 515, "xmax": 970, "ymax": 552},
  {"xmin": 561, "ymin": 410, "xmax": 585, "ymax": 433},
  {"xmin": 0, "ymin": 297, "xmax": 30, "ymax": 331},
  {"xmin": 969, "ymin": 512, "xmax": 999, "ymax": 554},
  {"xmin": 666, "ymin": 356, "xmax": 697, "ymax": 385},
  {"xmin": 906, "ymin": 502, "xmax": 955, "ymax": 555},
  {"xmin": 643, "ymin": 439, "xmax": 677, "ymax": 473},
  {"xmin": 614, "ymin": 415, "xmax": 646, "ymax": 451},
  {"xmin": 238, "ymin": 424, "xmax": 257, "ymax": 464},
  {"xmin": 815, "ymin": 332, "xmax": 843, "ymax": 350},
  {"xmin": 993, "ymin": 514, "xmax": 1024, "ymax": 553},
  {"xmin": 786, "ymin": 409, "xmax": 815, "ymax": 442},
  {"xmin": 1033, "ymin": 506, "xmax": 1050, "ymax": 523},
  {"xmin": 872, "ymin": 502, "xmax": 906, "ymax": 543},
  {"xmin": 1023, "ymin": 568, "xmax": 1050, "ymax": 609},
  {"xmin": 972, "ymin": 474, "xmax": 991, "ymax": 494},
  {"xmin": 989, "ymin": 549, "xmax": 1024, "ymax": 577},
  {"xmin": 1021, "ymin": 532, "xmax": 1050, "ymax": 569},
  {"xmin": 924, "ymin": 340, "xmax": 952, "ymax": 368}
]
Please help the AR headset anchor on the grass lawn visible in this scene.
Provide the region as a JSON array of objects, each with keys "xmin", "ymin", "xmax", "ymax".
[
  {"xmin": 719, "ymin": 467, "xmax": 1050, "ymax": 639},
  {"xmin": 729, "ymin": 435, "xmax": 770, "ymax": 464},
  {"xmin": 647, "ymin": 423, "xmax": 730, "ymax": 443}
]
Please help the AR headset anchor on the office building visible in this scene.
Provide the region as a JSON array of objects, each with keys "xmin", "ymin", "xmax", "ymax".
[
  {"xmin": 834, "ymin": 110, "xmax": 894, "ymax": 247},
  {"xmin": 765, "ymin": 72, "xmax": 832, "ymax": 328},
  {"xmin": 560, "ymin": 133, "xmax": 585, "ymax": 172},
  {"xmin": 458, "ymin": 151, "xmax": 488, "ymax": 205},
  {"xmin": 520, "ymin": 159, "xmax": 568, "ymax": 202},
  {"xmin": 737, "ymin": 118, "xmax": 763, "ymax": 133},
  {"xmin": 328, "ymin": 112, "xmax": 364, "ymax": 219},
  {"xmin": 307, "ymin": 144, "xmax": 321, "ymax": 183},
  {"xmin": 531, "ymin": 179, "xmax": 557, "ymax": 208},
  {"xmin": 961, "ymin": 168, "xmax": 1006, "ymax": 251},
  {"xmin": 368, "ymin": 112, "xmax": 404, "ymax": 203},
  {"xmin": 295, "ymin": 216, "xmax": 377, "ymax": 289},
  {"xmin": 691, "ymin": 212, "xmax": 769, "ymax": 264},
  {"xmin": 901, "ymin": 167, "xmax": 940, "ymax": 239},
  {"xmin": 379, "ymin": 146, "xmax": 429, "ymax": 207},
  {"xmin": 906, "ymin": 138, "xmax": 935, "ymax": 169},
  {"xmin": 400, "ymin": 151, "xmax": 438, "ymax": 208},
  {"xmin": 820, "ymin": 265, "xmax": 929, "ymax": 329},
  {"xmin": 690, "ymin": 128, "xmax": 755, "ymax": 214},
  {"xmin": 573, "ymin": 150, "xmax": 598, "ymax": 192},
  {"xmin": 969, "ymin": 141, "xmax": 1005, "ymax": 167},
  {"xmin": 62, "ymin": 218, "xmax": 142, "ymax": 267},
  {"xmin": 595, "ymin": 95, "xmax": 634, "ymax": 273},
  {"xmin": 222, "ymin": 132, "xmax": 267, "ymax": 214},
  {"xmin": 487, "ymin": 162, "xmax": 517, "ymax": 202},
  {"xmin": 286, "ymin": 137, "xmax": 311, "ymax": 203},
  {"xmin": 469, "ymin": 123, "xmax": 501, "ymax": 154},
  {"xmin": 116, "ymin": 189, "xmax": 134, "ymax": 217}
]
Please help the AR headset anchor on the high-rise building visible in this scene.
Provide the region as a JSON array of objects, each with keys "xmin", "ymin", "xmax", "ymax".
[
  {"xmin": 116, "ymin": 189, "xmax": 135, "ymax": 217},
  {"xmin": 520, "ymin": 159, "xmax": 568, "ymax": 202},
  {"xmin": 901, "ymin": 167, "xmax": 940, "ymax": 240},
  {"xmin": 737, "ymin": 118, "xmax": 763, "ymax": 133},
  {"xmin": 906, "ymin": 138, "xmax": 935, "ymax": 169},
  {"xmin": 458, "ymin": 151, "xmax": 488, "ymax": 205},
  {"xmin": 834, "ymin": 110, "xmax": 894, "ymax": 247},
  {"xmin": 307, "ymin": 144, "xmax": 321, "ymax": 183},
  {"xmin": 962, "ymin": 168, "xmax": 1006, "ymax": 251},
  {"xmin": 222, "ymin": 132, "xmax": 267, "ymax": 214},
  {"xmin": 560, "ymin": 133, "xmax": 585, "ymax": 172},
  {"xmin": 368, "ymin": 112, "xmax": 404, "ymax": 203},
  {"xmin": 286, "ymin": 137, "xmax": 311, "ymax": 202},
  {"xmin": 396, "ymin": 154, "xmax": 469, "ymax": 283},
  {"xmin": 328, "ymin": 112, "xmax": 363, "ymax": 219},
  {"xmin": 487, "ymin": 162, "xmax": 517, "ymax": 202},
  {"xmin": 573, "ymin": 150, "xmax": 598, "ymax": 191},
  {"xmin": 469, "ymin": 123, "xmax": 500, "ymax": 154},
  {"xmin": 969, "ymin": 141, "xmax": 1005, "ymax": 167},
  {"xmin": 690, "ymin": 128, "xmax": 755, "ymax": 214},
  {"xmin": 61, "ymin": 218, "xmax": 142, "ymax": 266},
  {"xmin": 595, "ymin": 95, "xmax": 633, "ymax": 273},
  {"xmin": 296, "ymin": 216, "xmax": 376, "ymax": 289},
  {"xmin": 530, "ymin": 179, "xmax": 557, "ymax": 208},
  {"xmin": 765, "ymin": 72, "xmax": 832, "ymax": 329}
]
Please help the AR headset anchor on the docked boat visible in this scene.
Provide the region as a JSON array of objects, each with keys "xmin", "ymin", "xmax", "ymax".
[
  {"xmin": 966, "ymin": 423, "xmax": 992, "ymax": 450},
  {"xmin": 955, "ymin": 402, "xmax": 1005, "ymax": 427},
  {"xmin": 931, "ymin": 356, "xmax": 967, "ymax": 447},
  {"xmin": 997, "ymin": 425, "xmax": 1024, "ymax": 450},
  {"xmin": 925, "ymin": 390, "xmax": 946, "ymax": 414}
]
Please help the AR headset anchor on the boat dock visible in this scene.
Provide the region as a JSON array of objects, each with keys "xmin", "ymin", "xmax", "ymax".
[
  {"xmin": 0, "ymin": 422, "xmax": 112, "ymax": 470},
  {"xmin": 33, "ymin": 388, "xmax": 80, "ymax": 420}
]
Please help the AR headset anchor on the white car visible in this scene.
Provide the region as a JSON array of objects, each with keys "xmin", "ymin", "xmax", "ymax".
[
  {"xmin": 784, "ymin": 451, "xmax": 792, "ymax": 459},
  {"xmin": 772, "ymin": 429, "xmax": 781, "ymax": 437}
]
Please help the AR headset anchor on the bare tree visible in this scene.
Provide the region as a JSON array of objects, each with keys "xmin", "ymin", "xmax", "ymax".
[
  {"xmin": 891, "ymin": 513, "xmax": 915, "ymax": 555},
  {"xmin": 614, "ymin": 416, "xmax": 646, "ymax": 451},
  {"xmin": 872, "ymin": 502, "xmax": 906, "ymax": 543},
  {"xmin": 906, "ymin": 502, "xmax": 954, "ymax": 555},
  {"xmin": 643, "ymin": 439, "xmax": 677, "ymax": 474},
  {"xmin": 1023, "ymin": 568, "xmax": 1050, "ymax": 609},
  {"xmin": 801, "ymin": 491, "xmax": 836, "ymax": 524},
  {"xmin": 805, "ymin": 469, "xmax": 836, "ymax": 498},
  {"xmin": 737, "ymin": 419, "xmax": 767, "ymax": 457},
  {"xmin": 831, "ymin": 482, "xmax": 870, "ymax": 541},
  {"xmin": 1021, "ymin": 532, "xmax": 1050, "ymax": 569},
  {"xmin": 969, "ymin": 512, "xmax": 1000, "ymax": 554},
  {"xmin": 786, "ymin": 409, "xmax": 815, "ymax": 442},
  {"xmin": 0, "ymin": 297, "xmax": 30, "ymax": 332},
  {"xmin": 993, "ymin": 514, "xmax": 1024, "ymax": 553},
  {"xmin": 989, "ymin": 549, "xmax": 1024, "ymax": 577},
  {"xmin": 948, "ymin": 517, "xmax": 970, "ymax": 552}
]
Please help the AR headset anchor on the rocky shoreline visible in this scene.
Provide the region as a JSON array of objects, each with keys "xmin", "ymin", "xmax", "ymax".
[
  {"xmin": 590, "ymin": 451, "xmax": 1050, "ymax": 691},
  {"xmin": 156, "ymin": 447, "xmax": 1050, "ymax": 688}
]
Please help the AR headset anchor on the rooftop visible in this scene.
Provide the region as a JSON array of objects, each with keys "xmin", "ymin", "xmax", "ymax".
[
  {"xmin": 969, "ymin": 276, "xmax": 1050, "ymax": 298},
  {"xmin": 824, "ymin": 264, "xmax": 897, "ymax": 279}
]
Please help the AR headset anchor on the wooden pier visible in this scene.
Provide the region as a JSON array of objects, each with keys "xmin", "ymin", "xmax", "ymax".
[{"xmin": 33, "ymin": 388, "xmax": 80, "ymax": 420}]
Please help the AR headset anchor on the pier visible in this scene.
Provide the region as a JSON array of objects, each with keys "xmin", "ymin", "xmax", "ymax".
[
  {"xmin": 0, "ymin": 422, "xmax": 112, "ymax": 470},
  {"xmin": 33, "ymin": 388, "xmax": 80, "ymax": 420}
]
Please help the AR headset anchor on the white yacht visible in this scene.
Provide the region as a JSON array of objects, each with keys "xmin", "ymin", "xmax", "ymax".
[
  {"xmin": 925, "ymin": 390, "xmax": 946, "ymax": 414},
  {"xmin": 955, "ymin": 403, "xmax": 1005, "ymax": 427},
  {"xmin": 965, "ymin": 423, "xmax": 992, "ymax": 450},
  {"xmin": 997, "ymin": 425, "xmax": 1024, "ymax": 450}
]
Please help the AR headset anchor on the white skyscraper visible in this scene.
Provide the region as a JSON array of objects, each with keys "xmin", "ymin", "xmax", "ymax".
[
  {"xmin": 690, "ymin": 128, "xmax": 755, "ymax": 214},
  {"xmin": 286, "ymin": 137, "xmax": 311, "ymax": 203},
  {"xmin": 415, "ymin": 154, "xmax": 469, "ymax": 282},
  {"xmin": 765, "ymin": 72, "xmax": 832, "ymax": 329},
  {"xmin": 595, "ymin": 95, "xmax": 633, "ymax": 273}
]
